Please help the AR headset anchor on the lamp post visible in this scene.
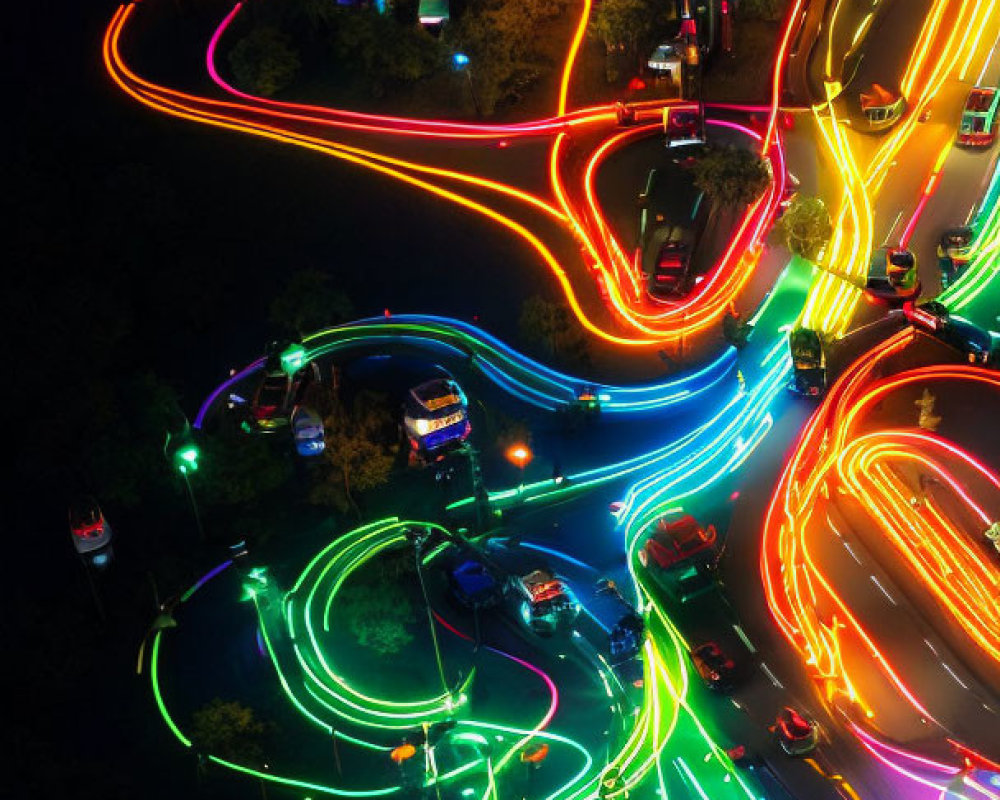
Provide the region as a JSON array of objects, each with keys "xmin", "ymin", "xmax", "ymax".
[
  {"xmin": 452, "ymin": 53, "xmax": 482, "ymax": 117},
  {"xmin": 505, "ymin": 443, "xmax": 533, "ymax": 489},
  {"xmin": 165, "ymin": 426, "xmax": 204, "ymax": 542}
]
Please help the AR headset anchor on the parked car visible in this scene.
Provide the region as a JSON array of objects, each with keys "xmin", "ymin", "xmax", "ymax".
[
  {"xmin": 772, "ymin": 706, "xmax": 818, "ymax": 756},
  {"xmin": 291, "ymin": 405, "xmax": 325, "ymax": 456},
  {"xmin": 647, "ymin": 41, "xmax": 684, "ymax": 81},
  {"xmin": 690, "ymin": 642, "xmax": 737, "ymax": 691}
]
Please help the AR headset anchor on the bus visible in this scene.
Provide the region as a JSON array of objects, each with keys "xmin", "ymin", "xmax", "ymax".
[{"xmin": 958, "ymin": 87, "xmax": 1000, "ymax": 146}]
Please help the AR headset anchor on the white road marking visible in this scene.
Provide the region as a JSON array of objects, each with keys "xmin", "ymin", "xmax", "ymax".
[
  {"xmin": 843, "ymin": 542, "xmax": 863, "ymax": 564},
  {"xmin": 733, "ymin": 624, "xmax": 757, "ymax": 654},
  {"xmin": 870, "ymin": 575, "xmax": 897, "ymax": 605},
  {"xmin": 942, "ymin": 662, "xmax": 970, "ymax": 690},
  {"xmin": 924, "ymin": 638, "xmax": 939, "ymax": 656},
  {"xmin": 761, "ymin": 662, "xmax": 785, "ymax": 689}
]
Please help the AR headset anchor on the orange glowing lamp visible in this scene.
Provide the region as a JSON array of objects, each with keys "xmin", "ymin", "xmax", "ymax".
[
  {"xmin": 390, "ymin": 744, "xmax": 417, "ymax": 764},
  {"xmin": 505, "ymin": 444, "xmax": 533, "ymax": 469}
]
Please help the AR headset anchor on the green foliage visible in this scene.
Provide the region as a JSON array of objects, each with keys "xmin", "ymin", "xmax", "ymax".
[
  {"xmin": 518, "ymin": 295, "xmax": 591, "ymax": 367},
  {"xmin": 228, "ymin": 26, "xmax": 301, "ymax": 96},
  {"xmin": 738, "ymin": 0, "xmax": 788, "ymax": 21},
  {"xmin": 191, "ymin": 699, "xmax": 268, "ymax": 764},
  {"xmin": 589, "ymin": 0, "xmax": 656, "ymax": 54},
  {"xmin": 332, "ymin": 9, "xmax": 443, "ymax": 93},
  {"xmin": 774, "ymin": 195, "xmax": 833, "ymax": 261},
  {"xmin": 339, "ymin": 576, "xmax": 415, "ymax": 655},
  {"xmin": 198, "ymin": 426, "xmax": 293, "ymax": 508},
  {"xmin": 269, "ymin": 269, "xmax": 354, "ymax": 338},
  {"xmin": 444, "ymin": 0, "xmax": 568, "ymax": 114},
  {"xmin": 310, "ymin": 390, "xmax": 399, "ymax": 513},
  {"xmin": 690, "ymin": 146, "xmax": 771, "ymax": 209}
]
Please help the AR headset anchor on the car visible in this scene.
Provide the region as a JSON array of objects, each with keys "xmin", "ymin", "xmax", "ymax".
[
  {"xmin": 69, "ymin": 496, "xmax": 113, "ymax": 557},
  {"xmin": 648, "ymin": 226, "xmax": 696, "ymax": 297},
  {"xmin": 639, "ymin": 514, "xmax": 717, "ymax": 569},
  {"xmin": 403, "ymin": 377, "xmax": 471, "ymax": 456},
  {"xmin": 509, "ymin": 569, "xmax": 580, "ymax": 636},
  {"xmin": 252, "ymin": 358, "xmax": 319, "ymax": 432},
  {"xmin": 449, "ymin": 559, "xmax": 502, "ymax": 609},
  {"xmin": 291, "ymin": 405, "xmax": 325, "ymax": 456},
  {"xmin": 788, "ymin": 328, "xmax": 826, "ymax": 396},
  {"xmin": 958, "ymin": 87, "xmax": 1000, "ymax": 146},
  {"xmin": 591, "ymin": 579, "xmax": 645, "ymax": 662},
  {"xmin": 937, "ymin": 227, "xmax": 974, "ymax": 288},
  {"xmin": 772, "ymin": 706, "xmax": 818, "ymax": 755},
  {"xmin": 252, "ymin": 361, "xmax": 291, "ymax": 431},
  {"xmin": 647, "ymin": 41, "xmax": 684, "ymax": 79},
  {"xmin": 690, "ymin": 642, "xmax": 737, "ymax": 691},
  {"xmin": 637, "ymin": 167, "xmax": 705, "ymax": 298},
  {"xmin": 865, "ymin": 246, "xmax": 920, "ymax": 306},
  {"xmin": 903, "ymin": 302, "xmax": 998, "ymax": 366}
]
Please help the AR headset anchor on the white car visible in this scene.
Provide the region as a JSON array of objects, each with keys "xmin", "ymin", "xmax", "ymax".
[{"xmin": 648, "ymin": 41, "xmax": 683, "ymax": 78}]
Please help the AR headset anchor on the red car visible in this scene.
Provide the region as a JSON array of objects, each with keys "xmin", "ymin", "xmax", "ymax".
[
  {"xmin": 773, "ymin": 706, "xmax": 818, "ymax": 756},
  {"xmin": 638, "ymin": 514, "xmax": 717, "ymax": 569}
]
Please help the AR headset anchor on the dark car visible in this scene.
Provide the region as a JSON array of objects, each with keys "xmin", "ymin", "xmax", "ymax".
[
  {"xmin": 865, "ymin": 246, "xmax": 920, "ymax": 306},
  {"xmin": 449, "ymin": 560, "xmax": 502, "ymax": 609},
  {"xmin": 690, "ymin": 642, "xmax": 736, "ymax": 691},
  {"xmin": 788, "ymin": 328, "xmax": 826, "ymax": 396},
  {"xmin": 772, "ymin": 706, "xmax": 818, "ymax": 756},
  {"xmin": 252, "ymin": 362, "xmax": 291, "ymax": 431},
  {"xmin": 904, "ymin": 302, "xmax": 998, "ymax": 365},
  {"xmin": 252, "ymin": 359, "xmax": 319, "ymax": 432},
  {"xmin": 937, "ymin": 227, "xmax": 974, "ymax": 288}
]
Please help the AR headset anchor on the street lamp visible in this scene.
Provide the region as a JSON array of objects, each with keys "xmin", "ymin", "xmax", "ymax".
[
  {"xmin": 165, "ymin": 425, "xmax": 205, "ymax": 542},
  {"xmin": 505, "ymin": 443, "xmax": 533, "ymax": 488},
  {"xmin": 452, "ymin": 52, "xmax": 482, "ymax": 117}
]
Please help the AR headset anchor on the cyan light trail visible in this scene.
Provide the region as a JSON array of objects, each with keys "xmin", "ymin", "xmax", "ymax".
[{"xmin": 192, "ymin": 315, "xmax": 737, "ymax": 429}]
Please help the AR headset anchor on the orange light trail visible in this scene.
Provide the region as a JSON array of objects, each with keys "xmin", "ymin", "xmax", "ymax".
[{"xmin": 762, "ymin": 330, "xmax": 1000, "ymax": 748}]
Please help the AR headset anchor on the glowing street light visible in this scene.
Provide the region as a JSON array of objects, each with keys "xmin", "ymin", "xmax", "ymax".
[
  {"xmin": 164, "ymin": 423, "xmax": 205, "ymax": 541},
  {"xmin": 505, "ymin": 443, "xmax": 533, "ymax": 487},
  {"xmin": 451, "ymin": 52, "xmax": 481, "ymax": 117}
]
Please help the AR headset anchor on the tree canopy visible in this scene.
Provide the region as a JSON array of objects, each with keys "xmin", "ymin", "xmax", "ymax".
[
  {"xmin": 774, "ymin": 195, "xmax": 833, "ymax": 261},
  {"xmin": 228, "ymin": 26, "xmax": 301, "ymax": 97},
  {"xmin": 191, "ymin": 699, "xmax": 269, "ymax": 764},
  {"xmin": 518, "ymin": 295, "xmax": 591, "ymax": 367},
  {"xmin": 690, "ymin": 146, "xmax": 771, "ymax": 209},
  {"xmin": 269, "ymin": 269, "xmax": 355, "ymax": 338},
  {"xmin": 309, "ymin": 390, "xmax": 399, "ymax": 514}
]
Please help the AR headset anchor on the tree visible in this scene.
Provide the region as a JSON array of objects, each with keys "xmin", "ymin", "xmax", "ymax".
[
  {"xmin": 339, "ymin": 578, "xmax": 415, "ymax": 655},
  {"xmin": 739, "ymin": 0, "xmax": 789, "ymax": 21},
  {"xmin": 332, "ymin": 9, "xmax": 443, "ymax": 94},
  {"xmin": 310, "ymin": 391, "xmax": 399, "ymax": 514},
  {"xmin": 228, "ymin": 27, "xmax": 301, "ymax": 97},
  {"xmin": 444, "ymin": 0, "xmax": 567, "ymax": 114},
  {"xmin": 690, "ymin": 146, "xmax": 771, "ymax": 209},
  {"xmin": 518, "ymin": 295, "xmax": 591, "ymax": 367},
  {"xmin": 774, "ymin": 195, "xmax": 832, "ymax": 261},
  {"xmin": 269, "ymin": 269, "xmax": 354, "ymax": 338},
  {"xmin": 590, "ymin": 0, "xmax": 652, "ymax": 54},
  {"xmin": 191, "ymin": 699, "xmax": 268, "ymax": 764}
]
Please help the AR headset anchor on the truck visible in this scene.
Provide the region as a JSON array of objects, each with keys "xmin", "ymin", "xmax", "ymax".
[{"xmin": 637, "ymin": 166, "xmax": 706, "ymax": 299}]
